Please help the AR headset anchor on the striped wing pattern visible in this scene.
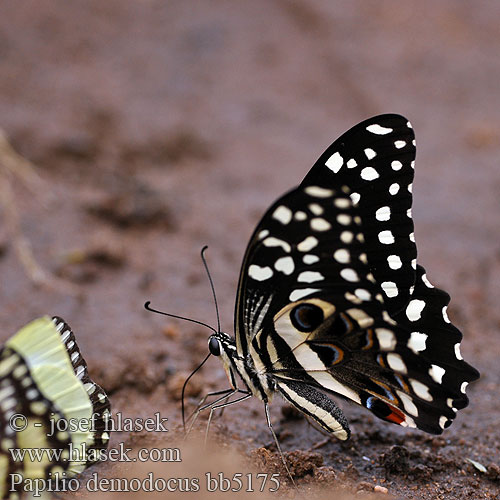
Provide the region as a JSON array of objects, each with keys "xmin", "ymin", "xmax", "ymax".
[
  {"xmin": 234, "ymin": 114, "xmax": 479, "ymax": 438},
  {"xmin": 0, "ymin": 317, "xmax": 111, "ymax": 498}
]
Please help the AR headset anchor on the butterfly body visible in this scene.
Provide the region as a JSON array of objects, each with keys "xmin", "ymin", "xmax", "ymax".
[
  {"xmin": 210, "ymin": 333, "xmax": 277, "ymax": 402},
  {"xmin": 207, "ymin": 114, "xmax": 479, "ymax": 440}
]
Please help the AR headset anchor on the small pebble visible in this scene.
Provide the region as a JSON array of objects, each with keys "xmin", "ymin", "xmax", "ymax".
[{"xmin": 374, "ymin": 485, "xmax": 388, "ymax": 494}]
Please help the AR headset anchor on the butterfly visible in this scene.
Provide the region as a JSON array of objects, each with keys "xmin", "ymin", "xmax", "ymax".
[
  {"xmin": 179, "ymin": 113, "xmax": 479, "ymax": 446},
  {"xmin": 0, "ymin": 316, "xmax": 110, "ymax": 498}
]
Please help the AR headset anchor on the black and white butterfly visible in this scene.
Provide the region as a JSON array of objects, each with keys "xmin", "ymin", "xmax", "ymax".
[
  {"xmin": 0, "ymin": 316, "xmax": 111, "ymax": 498},
  {"xmin": 158, "ymin": 114, "xmax": 479, "ymax": 445}
]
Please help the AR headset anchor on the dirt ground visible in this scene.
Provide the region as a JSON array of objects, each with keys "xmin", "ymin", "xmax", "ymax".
[{"xmin": 0, "ymin": 1, "xmax": 499, "ymax": 499}]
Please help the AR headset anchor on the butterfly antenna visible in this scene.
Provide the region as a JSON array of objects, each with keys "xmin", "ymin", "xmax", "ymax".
[
  {"xmin": 200, "ymin": 246, "xmax": 221, "ymax": 333},
  {"xmin": 181, "ymin": 353, "xmax": 211, "ymax": 432},
  {"xmin": 144, "ymin": 301, "xmax": 217, "ymax": 334}
]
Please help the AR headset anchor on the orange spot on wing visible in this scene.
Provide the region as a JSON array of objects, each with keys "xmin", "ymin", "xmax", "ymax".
[{"xmin": 385, "ymin": 406, "xmax": 406, "ymax": 425}]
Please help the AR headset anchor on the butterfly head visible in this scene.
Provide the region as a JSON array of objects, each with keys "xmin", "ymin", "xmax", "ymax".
[
  {"xmin": 208, "ymin": 335, "xmax": 222, "ymax": 356},
  {"xmin": 207, "ymin": 331, "xmax": 235, "ymax": 355},
  {"xmin": 207, "ymin": 331, "xmax": 241, "ymax": 389}
]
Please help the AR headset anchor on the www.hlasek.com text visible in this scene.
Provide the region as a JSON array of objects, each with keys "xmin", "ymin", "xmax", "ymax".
[{"xmin": 9, "ymin": 442, "xmax": 181, "ymax": 464}]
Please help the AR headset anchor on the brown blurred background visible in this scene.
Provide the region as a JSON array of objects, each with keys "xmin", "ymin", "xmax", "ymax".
[{"xmin": 0, "ymin": 1, "xmax": 499, "ymax": 498}]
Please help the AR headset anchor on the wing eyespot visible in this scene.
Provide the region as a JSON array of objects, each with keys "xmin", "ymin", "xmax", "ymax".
[
  {"xmin": 290, "ymin": 304, "xmax": 324, "ymax": 332},
  {"xmin": 330, "ymin": 312, "xmax": 352, "ymax": 336}
]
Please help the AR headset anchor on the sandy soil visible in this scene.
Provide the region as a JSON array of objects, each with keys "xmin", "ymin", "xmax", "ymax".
[{"xmin": 0, "ymin": 1, "xmax": 499, "ymax": 498}]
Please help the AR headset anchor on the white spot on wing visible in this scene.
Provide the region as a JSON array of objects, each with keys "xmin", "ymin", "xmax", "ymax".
[
  {"xmin": 410, "ymin": 379, "xmax": 433, "ymax": 401},
  {"xmin": 375, "ymin": 206, "xmax": 391, "ymax": 221},
  {"xmin": 347, "ymin": 158, "xmax": 357, "ymax": 168},
  {"xmin": 334, "ymin": 198, "xmax": 350, "ymax": 209},
  {"xmin": 263, "ymin": 237, "xmax": 291, "ymax": 253},
  {"xmin": 273, "ymin": 205, "xmax": 292, "ymax": 225},
  {"xmin": 460, "ymin": 381, "xmax": 468, "ymax": 394},
  {"xmin": 378, "ymin": 230, "xmax": 395, "ymax": 244},
  {"xmin": 364, "ymin": 148, "xmax": 376, "ymax": 160},
  {"xmin": 429, "ymin": 364, "xmax": 446, "ymax": 384},
  {"xmin": 387, "ymin": 353, "xmax": 407, "ymax": 374},
  {"xmin": 381, "ymin": 281, "xmax": 398, "ymax": 298},
  {"xmin": 297, "ymin": 271, "xmax": 324, "ymax": 283},
  {"xmin": 289, "ymin": 288, "xmax": 320, "ymax": 302},
  {"xmin": 297, "ymin": 236, "xmax": 318, "ymax": 251},
  {"xmin": 308, "ymin": 203, "xmax": 323, "ymax": 215},
  {"xmin": 421, "ymin": 274, "xmax": 434, "ymax": 288},
  {"xmin": 387, "ymin": 255, "xmax": 402, "ymax": 269},
  {"xmin": 274, "ymin": 256, "xmax": 295, "ymax": 275},
  {"xmin": 294, "ymin": 211, "xmax": 307, "ymax": 221},
  {"xmin": 325, "ymin": 152, "xmax": 344, "ymax": 173},
  {"xmin": 389, "ymin": 183, "xmax": 400, "ymax": 195},
  {"xmin": 310, "ymin": 218, "xmax": 331, "ymax": 231},
  {"xmin": 248, "ymin": 265, "xmax": 273, "ymax": 281},
  {"xmin": 439, "ymin": 416, "xmax": 448, "ymax": 429},
  {"xmin": 361, "ymin": 166, "xmax": 379, "ymax": 181},
  {"xmin": 340, "ymin": 268, "xmax": 359, "ymax": 282},
  {"xmin": 394, "ymin": 140, "xmax": 406, "ymax": 149},
  {"xmin": 345, "ymin": 291, "xmax": 362, "ymax": 304},
  {"xmin": 336, "ymin": 214, "xmax": 352, "ymax": 225},
  {"xmin": 258, "ymin": 229, "xmax": 269, "ymax": 240},
  {"xmin": 397, "ymin": 391, "xmax": 418, "ymax": 416},
  {"xmin": 333, "ymin": 248, "xmax": 350, "ymax": 263},
  {"xmin": 442, "ymin": 306, "xmax": 451, "ymax": 323},
  {"xmin": 350, "ymin": 192, "xmax": 360, "ymax": 204},
  {"xmin": 366, "ymin": 124, "xmax": 393, "ymax": 135},
  {"xmin": 340, "ymin": 231, "xmax": 354, "ymax": 243},
  {"xmin": 303, "ymin": 254, "xmax": 319, "ymax": 264},
  {"xmin": 354, "ymin": 288, "xmax": 371, "ymax": 301},
  {"xmin": 454, "ymin": 343, "xmax": 463, "ymax": 360},
  {"xmin": 376, "ymin": 328, "xmax": 396, "ymax": 350},
  {"xmin": 408, "ymin": 332, "xmax": 427, "ymax": 354},
  {"xmin": 305, "ymin": 186, "xmax": 334, "ymax": 198},
  {"xmin": 391, "ymin": 160, "xmax": 403, "ymax": 170},
  {"xmin": 406, "ymin": 299, "xmax": 426, "ymax": 321}
]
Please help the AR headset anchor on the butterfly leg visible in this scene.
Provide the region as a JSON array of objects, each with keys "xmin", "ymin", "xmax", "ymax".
[
  {"xmin": 204, "ymin": 392, "xmax": 252, "ymax": 444},
  {"xmin": 185, "ymin": 389, "xmax": 237, "ymax": 436},
  {"xmin": 264, "ymin": 402, "xmax": 296, "ymax": 488},
  {"xmin": 187, "ymin": 388, "xmax": 235, "ymax": 424}
]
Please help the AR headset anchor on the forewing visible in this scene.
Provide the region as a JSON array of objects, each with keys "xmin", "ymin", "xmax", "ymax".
[{"xmin": 301, "ymin": 114, "xmax": 417, "ymax": 316}]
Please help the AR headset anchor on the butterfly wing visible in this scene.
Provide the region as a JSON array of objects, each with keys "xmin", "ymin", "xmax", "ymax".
[
  {"xmin": 0, "ymin": 316, "xmax": 111, "ymax": 494},
  {"xmin": 0, "ymin": 346, "xmax": 72, "ymax": 499},
  {"xmin": 234, "ymin": 114, "xmax": 479, "ymax": 437},
  {"xmin": 51, "ymin": 317, "xmax": 111, "ymax": 462}
]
